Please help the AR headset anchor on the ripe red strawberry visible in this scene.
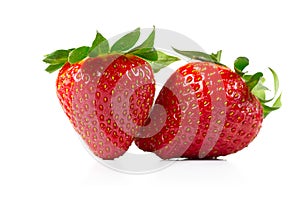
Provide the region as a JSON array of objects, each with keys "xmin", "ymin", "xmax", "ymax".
[
  {"xmin": 56, "ymin": 54, "xmax": 155, "ymax": 159},
  {"xmin": 43, "ymin": 28, "xmax": 178, "ymax": 159},
  {"xmin": 135, "ymin": 49, "xmax": 281, "ymax": 159}
]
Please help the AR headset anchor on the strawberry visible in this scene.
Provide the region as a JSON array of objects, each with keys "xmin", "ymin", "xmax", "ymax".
[
  {"xmin": 43, "ymin": 27, "xmax": 179, "ymax": 159},
  {"xmin": 135, "ymin": 49, "xmax": 281, "ymax": 159}
]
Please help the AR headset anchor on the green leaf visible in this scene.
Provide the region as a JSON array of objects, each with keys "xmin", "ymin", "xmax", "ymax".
[
  {"xmin": 211, "ymin": 50, "xmax": 222, "ymax": 62},
  {"xmin": 149, "ymin": 51, "xmax": 179, "ymax": 73},
  {"xmin": 255, "ymin": 68, "xmax": 280, "ymax": 103},
  {"xmin": 127, "ymin": 27, "xmax": 157, "ymax": 60},
  {"xmin": 172, "ymin": 47, "xmax": 213, "ymax": 61},
  {"xmin": 43, "ymin": 49, "xmax": 71, "ymax": 64},
  {"xmin": 242, "ymin": 74, "xmax": 252, "ymax": 82},
  {"xmin": 130, "ymin": 48, "xmax": 158, "ymax": 61},
  {"xmin": 251, "ymin": 77, "xmax": 269, "ymax": 101},
  {"xmin": 263, "ymin": 93, "xmax": 282, "ymax": 118},
  {"xmin": 45, "ymin": 62, "xmax": 65, "ymax": 73},
  {"xmin": 245, "ymin": 72, "xmax": 263, "ymax": 91},
  {"xmin": 135, "ymin": 26, "xmax": 155, "ymax": 49},
  {"xmin": 269, "ymin": 67, "xmax": 279, "ymax": 97},
  {"xmin": 111, "ymin": 28, "xmax": 140, "ymax": 52},
  {"xmin": 253, "ymin": 86, "xmax": 266, "ymax": 100},
  {"xmin": 89, "ymin": 31, "xmax": 109, "ymax": 57},
  {"xmin": 172, "ymin": 47, "xmax": 225, "ymax": 66},
  {"xmin": 68, "ymin": 46, "xmax": 90, "ymax": 64},
  {"xmin": 273, "ymin": 93, "xmax": 282, "ymax": 107},
  {"xmin": 252, "ymin": 83, "xmax": 267, "ymax": 101},
  {"xmin": 234, "ymin": 57, "xmax": 249, "ymax": 76}
]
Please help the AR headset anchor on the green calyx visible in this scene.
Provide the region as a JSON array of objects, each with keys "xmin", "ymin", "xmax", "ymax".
[
  {"xmin": 43, "ymin": 26, "xmax": 179, "ymax": 73},
  {"xmin": 172, "ymin": 48, "xmax": 282, "ymax": 118},
  {"xmin": 236, "ymin": 59, "xmax": 282, "ymax": 118}
]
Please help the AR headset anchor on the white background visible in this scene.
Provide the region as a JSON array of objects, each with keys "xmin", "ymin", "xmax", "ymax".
[{"xmin": 0, "ymin": 0, "xmax": 299, "ymax": 199}]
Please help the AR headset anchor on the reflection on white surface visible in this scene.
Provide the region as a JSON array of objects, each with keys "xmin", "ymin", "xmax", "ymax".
[
  {"xmin": 83, "ymin": 154, "xmax": 245, "ymax": 187},
  {"xmin": 96, "ymin": 153, "xmax": 177, "ymax": 174}
]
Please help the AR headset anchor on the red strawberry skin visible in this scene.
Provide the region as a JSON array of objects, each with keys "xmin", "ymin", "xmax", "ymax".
[
  {"xmin": 56, "ymin": 54, "xmax": 155, "ymax": 159},
  {"xmin": 135, "ymin": 62, "xmax": 263, "ymax": 159}
]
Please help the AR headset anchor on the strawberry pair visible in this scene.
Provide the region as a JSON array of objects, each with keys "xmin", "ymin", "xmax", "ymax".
[{"xmin": 43, "ymin": 28, "xmax": 281, "ymax": 160}]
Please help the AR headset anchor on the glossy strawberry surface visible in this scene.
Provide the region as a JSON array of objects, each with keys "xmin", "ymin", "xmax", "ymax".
[
  {"xmin": 135, "ymin": 62, "xmax": 263, "ymax": 159},
  {"xmin": 57, "ymin": 54, "xmax": 155, "ymax": 159}
]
